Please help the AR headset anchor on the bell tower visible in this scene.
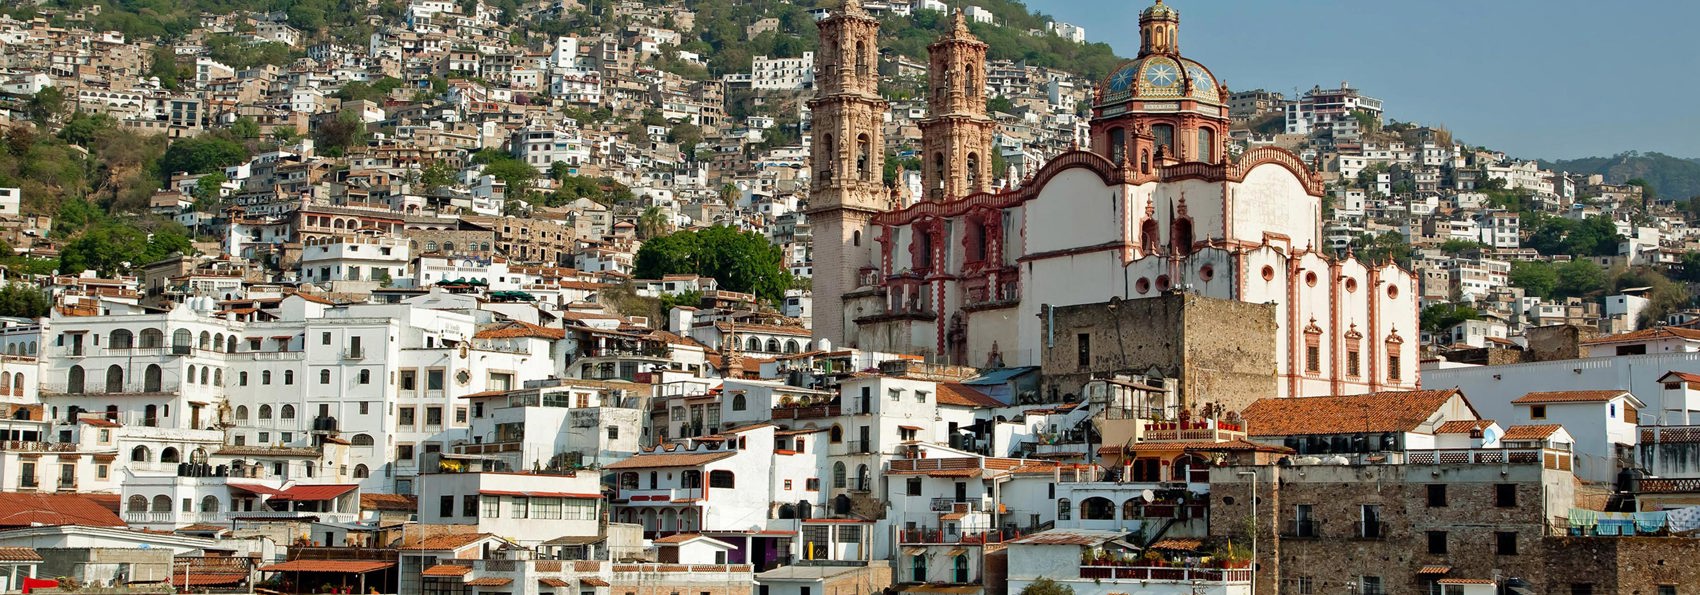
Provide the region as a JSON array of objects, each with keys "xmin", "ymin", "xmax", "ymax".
[
  {"xmin": 919, "ymin": 10, "xmax": 995, "ymax": 201},
  {"xmin": 807, "ymin": 0, "xmax": 890, "ymax": 347}
]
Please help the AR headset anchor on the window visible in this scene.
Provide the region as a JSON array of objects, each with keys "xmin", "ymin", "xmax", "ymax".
[
  {"xmin": 320, "ymin": 370, "xmax": 331, "ymax": 384},
  {"xmin": 709, "ymin": 470, "xmax": 735, "ymax": 488},
  {"xmin": 1056, "ymin": 498, "xmax": 1072, "ymax": 520},
  {"xmin": 239, "ymin": 372, "xmax": 249, "ymax": 386},
  {"xmin": 608, "ymin": 427, "xmax": 619, "ymax": 440},
  {"xmin": 321, "ymin": 332, "xmax": 331, "ymax": 345},
  {"xmin": 359, "ymin": 402, "xmax": 370, "ymax": 415},
  {"xmin": 439, "ymin": 495, "xmax": 454, "ymax": 517},
  {"xmin": 1570, "ymin": 585, "xmax": 1594, "ymax": 595},
  {"xmin": 1076, "ymin": 333, "xmax": 1090, "ymax": 368},
  {"xmin": 1531, "ymin": 405, "xmax": 1547, "ymax": 419},
  {"xmin": 19, "ymin": 461, "xmax": 35, "ymax": 488},
  {"xmin": 1345, "ymin": 349, "xmax": 1360, "ymax": 376},
  {"xmin": 483, "ymin": 497, "xmax": 500, "ymax": 518},
  {"xmin": 397, "ymin": 444, "xmax": 415, "ymax": 461},
  {"xmin": 783, "ymin": 480, "xmax": 793, "ymax": 490},
  {"xmin": 463, "ymin": 495, "xmax": 479, "ymax": 518},
  {"xmin": 1297, "ymin": 577, "xmax": 1314, "ymax": 595},
  {"xmin": 805, "ymin": 478, "xmax": 820, "ymax": 491},
  {"xmin": 281, "ymin": 405, "xmax": 295, "ymax": 419},
  {"xmin": 1426, "ymin": 530, "xmax": 1447, "ymax": 554},
  {"xmin": 427, "ymin": 369, "xmax": 444, "ymax": 390},
  {"xmin": 399, "ymin": 407, "xmax": 415, "ymax": 426},
  {"xmin": 284, "ymin": 370, "xmax": 294, "ymax": 384},
  {"xmin": 1305, "ymin": 344, "xmax": 1320, "ymax": 373},
  {"xmin": 907, "ymin": 477, "xmax": 922, "ymax": 496},
  {"xmin": 1388, "ymin": 355, "xmax": 1402, "ymax": 381},
  {"xmin": 400, "ymin": 370, "xmax": 417, "ymax": 391},
  {"xmin": 1360, "ymin": 576, "xmax": 1383, "ymax": 595},
  {"xmin": 258, "ymin": 432, "xmax": 270, "ymax": 443},
  {"xmin": 1427, "ymin": 484, "xmax": 1447, "ymax": 507},
  {"xmin": 359, "ymin": 370, "xmax": 371, "ymax": 384},
  {"xmin": 1495, "ymin": 531, "xmax": 1517, "ymax": 555},
  {"xmin": 512, "ymin": 497, "xmax": 529, "ymax": 518},
  {"xmin": 534, "ymin": 498, "xmax": 562, "ymax": 519},
  {"xmin": 731, "ymin": 394, "xmax": 746, "ymax": 411},
  {"xmin": 1657, "ymin": 586, "xmax": 1676, "ymax": 595},
  {"xmin": 1496, "ymin": 484, "xmax": 1517, "ymax": 507},
  {"xmin": 889, "ymin": 388, "xmax": 901, "ymax": 402},
  {"xmin": 259, "ymin": 405, "xmax": 273, "ymax": 420},
  {"xmin": 426, "ymin": 406, "xmax": 443, "ymax": 426}
]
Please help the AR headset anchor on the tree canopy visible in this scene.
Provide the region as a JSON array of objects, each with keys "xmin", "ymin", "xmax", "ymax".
[{"xmin": 634, "ymin": 225, "xmax": 793, "ymax": 302}]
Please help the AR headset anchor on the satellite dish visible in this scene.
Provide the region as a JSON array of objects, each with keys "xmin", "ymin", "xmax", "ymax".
[{"xmin": 1140, "ymin": 489, "xmax": 1155, "ymax": 503}]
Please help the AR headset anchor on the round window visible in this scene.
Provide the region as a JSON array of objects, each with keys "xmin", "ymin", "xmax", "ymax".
[
  {"xmin": 1156, "ymin": 275, "xmax": 1171, "ymax": 292},
  {"xmin": 1345, "ymin": 278, "xmax": 1359, "ymax": 292},
  {"xmin": 1388, "ymin": 285, "xmax": 1400, "ymax": 299},
  {"xmin": 1135, "ymin": 278, "xmax": 1151, "ymax": 295},
  {"xmin": 1261, "ymin": 265, "xmax": 1275, "ymax": 281},
  {"xmin": 1199, "ymin": 265, "xmax": 1214, "ymax": 282},
  {"xmin": 1304, "ymin": 272, "xmax": 1318, "ymax": 287}
]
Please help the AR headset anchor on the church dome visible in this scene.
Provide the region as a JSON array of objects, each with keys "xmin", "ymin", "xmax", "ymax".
[
  {"xmin": 1098, "ymin": 55, "xmax": 1219, "ymax": 107},
  {"xmin": 1141, "ymin": 0, "xmax": 1178, "ymax": 20}
]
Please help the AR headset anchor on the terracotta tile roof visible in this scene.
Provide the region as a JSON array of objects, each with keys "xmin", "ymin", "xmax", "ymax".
[
  {"xmin": 653, "ymin": 533, "xmax": 704, "ymax": 544},
  {"xmin": 603, "ymin": 450, "xmax": 736, "ymax": 470},
  {"xmin": 176, "ymin": 524, "xmax": 230, "ymax": 533},
  {"xmin": 1500, "ymin": 424, "xmax": 1563, "ymax": 441},
  {"xmin": 0, "ymin": 547, "xmax": 42, "ymax": 562},
  {"xmin": 476, "ymin": 320, "xmax": 566, "ymax": 340},
  {"xmin": 580, "ymin": 578, "xmax": 610, "ymax": 587},
  {"xmin": 401, "ymin": 533, "xmax": 499, "ymax": 551},
  {"xmin": 276, "ymin": 484, "xmax": 358, "ymax": 501},
  {"xmin": 0, "ymin": 493, "xmax": 126, "ymax": 528},
  {"xmin": 1660, "ymin": 371, "xmax": 1700, "ymax": 383},
  {"xmin": 260, "ymin": 560, "xmax": 394, "ymax": 573},
  {"xmin": 1512, "ymin": 390, "xmax": 1627, "ymax": 404},
  {"xmin": 936, "ymin": 383, "xmax": 1003, "ymax": 408},
  {"xmin": 1437, "ymin": 578, "xmax": 1495, "ymax": 585},
  {"xmin": 1241, "ymin": 389, "xmax": 1469, "ymax": 437},
  {"xmin": 1582, "ymin": 326, "xmax": 1700, "ymax": 345},
  {"xmin": 78, "ymin": 417, "xmax": 121, "ymax": 427},
  {"xmin": 169, "ymin": 573, "xmax": 247, "ymax": 587},
  {"xmin": 539, "ymin": 578, "xmax": 572, "ymax": 588},
  {"xmin": 422, "ymin": 564, "xmax": 472, "ymax": 577},
  {"xmin": 468, "ymin": 577, "xmax": 514, "ymax": 587},
  {"xmin": 1007, "ymin": 529, "xmax": 1124, "ymax": 545},
  {"xmin": 885, "ymin": 468, "xmax": 982, "ymax": 478},
  {"xmin": 1148, "ymin": 538, "xmax": 1202, "ymax": 551},
  {"xmin": 1435, "ymin": 420, "xmax": 1495, "ymax": 434},
  {"xmin": 1417, "ymin": 565, "xmax": 1451, "ymax": 575},
  {"xmin": 361, "ymin": 493, "xmax": 417, "ymax": 512}
]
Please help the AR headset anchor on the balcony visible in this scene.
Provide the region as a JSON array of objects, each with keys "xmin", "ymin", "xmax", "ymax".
[
  {"xmin": 930, "ymin": 498, "xmax": 983, "ymax": 513},
  {"xmin": 41, "ymin": 383, "xmax": 182, "ymax": 397},
  {"xmin": 1284, "ymin": 519, "xmax": 1321, "ymax": 539},
  {"xmin": 0, "ymin": 440, "xmax": 77, "ymax": 453},
  {"xmin": 311, "ymin": 416, "xmax": 339, "ymax": 433},
  {"xmin": 1078, "ymin": 566, "xmax": 1250, "ymax": 583},
  {"xmin": 617, "ymin": 487, "xmax": 704, "ymax": 504},
  {"xmin": 770, "ymin": 404, "xmax": 840, "ymax": 421},
  {"xmin": 899, "ymin": 527, "xmax": 1018, "ymax": 545},
  {"xmin": 341, "ymin": 347, "xmax": 364, "ymax": 360},
  {"xmin": 1404, "ymin": 447, "xmax": 1572, "ymax": 471},
  {"xmin": 1142, "ymin": 420, "xmax": 1246, "ymax": 443},
  {"xmin": 844, "ymin": 440, "xmax": 873, "ymax": 455},
  {"xmin": 454, "ymin": 441, "xmax": 521, "ymax": 456},
  {"xmin": 1356, "ymin": 521, "xmax": 1388, "ymax": 540}
]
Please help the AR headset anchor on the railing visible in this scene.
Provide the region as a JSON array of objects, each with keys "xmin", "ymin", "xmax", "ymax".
[
  {"xmin": 342, "ymin": 348, "xmax": 364, "ymax": 360},
  {"xmin": 1284, "ymin": 519, "xmax": 1321, "ymax": 539},
  {"xmin": 1641, "ymin": 426, "xmax": 1700, "ymax": 444},
  {"xmin": 124, "ymin": 510, "xmax": 361, "ymax": 525},
  {"xmin": 771, "ymin": 404, "xmax": 840, "ymax": 420},
  {"xmin": 930, "ymin": 498, "xmax": 982, "ymax": 513},
  {"xmin": 1405, "ymin": 448, "xmax": 1571, "ymax": 471},
  {"xmin": 844, "ymin": 440, "xmax": 872, "ymax": 454},
  {"xmin": 584, "ymin": 347, "xmax": 671, "ymax": 359},
  {"xmin": 890, "ymin": 458, "xmax": 980, "ymax": 472},
  {"xmin": 899, "ymin": 527, "xmax": 1017, "ymax": 545},
  {"xmin": 312, "ymin": 416, "xmax": 338, "ymax": 432},
  {"xmin": 454, "ymin": 441, "xmax": 522, "ymax": 455},
  {"xmin": 1079, "ymin": 566, "xmax": 1251, "ymax": 583},
  {"xmin": 618, "ymin": 488, "xmax": 703, "ymax": 503},
  {"xmin": 0, "ymin": 440, "xmax": 77, "ymax": 453},
  {"xmin": 1636, "ymin": 478, "xmax": 1700, "ymax": 493},
  {"xmin": 1356, "ymin": 521, "xmax": 1388, "ymax": 540}
]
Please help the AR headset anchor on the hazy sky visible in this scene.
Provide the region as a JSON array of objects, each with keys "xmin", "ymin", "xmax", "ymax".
[{"xmin": 1021, "ymin": 0, "xmax": 1700, "ymax": 160}]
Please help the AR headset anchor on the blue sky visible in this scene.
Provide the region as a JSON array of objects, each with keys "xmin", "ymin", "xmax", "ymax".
[{"xmin": 1021, "ymin": 0, "xmax": 1700, "ymax": 160}]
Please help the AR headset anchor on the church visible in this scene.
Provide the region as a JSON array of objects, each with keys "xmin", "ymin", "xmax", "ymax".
[{"xmin": 806, "ymin": 0, "xmax": 1419, "ymax": 400}]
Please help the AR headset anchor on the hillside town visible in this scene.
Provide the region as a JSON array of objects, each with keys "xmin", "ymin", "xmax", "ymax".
[{"xmin": 0, "ymin": 0, "xmax": 1692, "ymax": 595}]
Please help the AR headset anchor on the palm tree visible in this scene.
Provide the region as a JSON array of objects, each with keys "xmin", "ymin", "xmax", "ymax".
[{"xmin": 637, "ymin": 207, "xmax": 672, "ymax": 240}]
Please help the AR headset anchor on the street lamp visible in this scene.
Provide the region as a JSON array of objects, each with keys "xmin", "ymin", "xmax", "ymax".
[{"xmin": 1236, "ymin": 470, "xmax": 1258, "ymax": 595}]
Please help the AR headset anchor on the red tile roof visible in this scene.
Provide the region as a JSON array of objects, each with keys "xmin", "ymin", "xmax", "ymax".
[
  {"xmin": 476, "ymin": 320, "xmax": 565, "ymax": 340},
  {"xmin": 936, "ymin": 383, "xmax": 1002, "ymax": 408},
  {"xmin": 467, "ymin": 577, "xmax": 513, "ymax": 586},
  {"xmin": 0, "ymin": 547, "xmax": 42, "ymax": 562},
  {"xmin": 1148, "ymin": 538, "xmax": 1202, "ymax": 551},
  {"xmin": 422, "ymin": 564, "xmax": 472, "ymax": 577},
  {"xmin": 0, "ymin": 493, "xmax": 126, "ymax": 528},
  {"xmin": 1512, "ymin": 390, "xmax": 1628, "ymax": 404},
  {"xmin": 1434, "ymin": 420, "xmax": 1495, "ymax": 434},
  {"xmin": 1437, "ymin": 578, "xmax": 1496, "ymax": 585},
  {"xmin": 653, "ymin": 533, "xmax": 704, "ymax": 544},
  {"xmin": 78, "ymin": 418, "xmax": 121, "ymax": 428},
  {"xmin": 361, "ymin": 493, "xmax": 416, "ymax": 512},
  {"xmin": 539, "ymin": 578, "xmax": 572, "ymax": 588},
  {"xmin": 400, "ymin": 532, "xmax": 498, "ymax": 550},
  {"xmin": 279, "ymin": 484, "xmax": 358, "ymax": 501},
  {"xmin": 1241, "ymin": 389, "xmax": 1469, "ymax": 437},
  {"xmin": 1582, "ymin": 326, "xmax": 1700, "ymax": 345},
  {"xmin": 604, "ymin": 450, "xmax": 736, "ymax": 470},
  {"xmin": 1500, "ymin": 424, "xmax": 1563, "ymax": 441},
  {"xmin": 260, "ymin": 560, "xmax": 394, "ymax": 573},
  {"xmin": 1660, "ymin": 371, "xmax": 1700, "ymax": 383},
  {"xmin": 579, "ymin": 578, "xmax": 610, "ymax": 587},
  {"xmin": 1417, "ymin": 565, "xmax": 1451, "ymax": 575}
]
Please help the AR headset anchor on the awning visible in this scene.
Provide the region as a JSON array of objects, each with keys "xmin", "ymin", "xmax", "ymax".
[
  {"xmin": 945, "ymin": 547, "xmax": 967, "ymax": 557},
  {"xmin": 901, "ymin": 547, "xmax": 925, "ymax": 556},
  {"xmin": 277, "ymin": 484, "xmax": 359, "ymax": 501},
  {"xmin": 479, "ymin": 490, "xmax": 603, "ymax": 499},
  {"xmin": 260, "ymin": 560, "xmax": 394, "ymax": 573},
  {"xmin": 467, "ymin": 577, "xmax": 513, "ymax": 586},
  {"xmin": 579, "ymin": 578, "xmax": 610, "ymax": 587},
  {"xmin": 898, "ymin": 425, "xmax": 925, "ymax": 431},
  {"xmin": 169, "ymin": 573, "xmax": 247, "ymax": 587},
  {"xmin": 422, "ymin": 564, "xmax": 472, "ymax": 577},
  {"xmin": 1417, "ymin": 565, "xmax": 1452, "ymax": 575},
  {"xmin": 227, "ymin": 483, "xmax": 289, "ymax": 497},
  {"xmin": 540, "ymin": 578, "xmax": 572, "ymax": 588}
]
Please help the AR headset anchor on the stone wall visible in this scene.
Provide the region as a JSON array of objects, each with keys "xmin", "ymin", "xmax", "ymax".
[
  {"xmin": 1040, "ymin": 293, "xmax": 1277, "ymax": 414},
  {"xmin": 1542, "ymin": 536, "xmax": 1700, "ymax": 594},
  {"xmin": 1524, "ymin": 324, "xmax": 1597, "ymax": 362}
]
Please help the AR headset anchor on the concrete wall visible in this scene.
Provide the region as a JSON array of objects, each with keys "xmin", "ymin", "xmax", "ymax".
[
  {"xmin": 1040, "ymin": 293, "xmax": 1277, "ymax": 414},
  {"xmin": 37, "ymin": 548, "xmax": 175, "ymax": 587}
]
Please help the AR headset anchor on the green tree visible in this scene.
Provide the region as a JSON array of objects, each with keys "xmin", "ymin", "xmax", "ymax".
[
  {"xmin": 636, "ymin": 207, "xmax": 671, "ymax": 240},
  {"xmin": 0, "ymin": 284, "xmax": 49, "ymax": 318},
  {"xmin": 421, "ymin": 161, "xmax": 457, "ymax": 188},
  {"xmin": 230, "ymin": 117, "xmax": 261, "ymax": 140},
  {"xmin": 718, "ymin": 183, "xmax": 740, "ymax": 207},
  {"xmin": 1437, "ymin": 239, "xmax": 1487, "ymax": 255},
  {"xmin": 26, "ymin": 87, "xmax": 63, "ymax": 124},
  {"xmin": 1555, "ymin": 259, "xmax": 1607, "ymax": 298},
  {"xmin": 987, "ymin": 95, "xmax": 1015, "ymax": 114},
  {"xmin": 1508, "ymin": 260, "xmax": 1558, "ymax": 298},
  {"xmin": 159, "ymin": 136, "xmax": 248, "ymax": 178},
  {"xmin": 667, "ymin": 122, "xmax": 703, "ymax": 157},
  {"xmin": 59, "ymin": 112, "xmax": 116, "ymax": 146},
  {"xmin": 1421, "ymin": 303, "xmax": 1480, "ymax": 334},
  {"xmin": 623, "ymin": 121, "xmax": 650, "ymax": 145},
  {"xmin": 313, "ymin": 113, "xmax": 367, "ymax": 157},
  {"xmin": 1018, "ymin": 578, "xmax": 1074, "ymax": 595},
  {"xmin": 634, "ymin": 225, "xmax": 793, "ymax": 302},
  {"xmin": 1349, "ymin": 231, "xmax": 1412, "ymax": 268},
  {"xmin": 192, "ymin": 172, "xmax": 228, "ymax": 208}
]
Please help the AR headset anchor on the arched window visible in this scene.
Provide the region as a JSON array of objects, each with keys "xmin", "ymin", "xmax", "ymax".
[
  {"xmin": 284, "ymin": 370, "xmax": 294, "ymax": 385},
  {"xmin": 1196, "ymin": 127, "xmax": 1215, "ymax": 162},
  {"xmin": 856, "ymin": 134, "xmax": 870, "ymax": 180},
  {"xmin": 201, "ymin": 495, "xmax": 220, "ymax": 513},
  {"xmin": 258, "ymin": 405, "xmax": 273, "ymax": 420},
  {"xmin": 320, "ymin": 370, "xmax": 332, "ymax": 384},
  {"xmin": 281, "ymin": 405, "xmax": 296, "ymax": 419},
  {"xmin": 830, "ymin": 425, "xmax": 843, "ymax": 443},
  {"xmin": 1171, "ymin": 218, "xmax": 1193, "ymax": 256},
  {"xmin": 131, "ymin": 445, "xmax": 150, "ymax": 462},
  {"xmin": 1152, "ymin": 124, "xmax": 1175, "ymax": 157},
  {"xmin": 127, "ymin": 494, "xmax": 148, "ymax": 512},
  {"xmin": 2, "ymin": 372, "xmax": 12, "ymax": 396},
  {"xmin": 160, "ymin": 447, "xmax": 180, "ymax": 464},
  {"xmin": 443, "ymin": 242, "xmax": 455, "ymax": 252},
  {"xmin": 709, "ymin": 470, "xmax": 735, "ymax": 488},
  {"xmin": 853, "ymin": 230, "xmax": 861, "ymax": 246},
  {"xmin": 953, "ymin": 554, "xmax": 970, "ymax": 583},
  {"xmin": 140, "ymin": 329, "xmax": 164, "ymax": 349},
  {"xmin": 784, "ymin": 340, "xmax": 800, "ymax": 354},
  {"xmin": 144, "ymin": 364, "xmax": 161, "ymax": 393},
  {"xmin": 67, "ymin": 366, "xmax": 84, "ymax": 394},
  {"xmin": 353, "ymin": 464, "xmax": 369, "ymax": 478},
  {"xmin": 110, "ymin": 329, "xmax": 134, "ymax": 349},
  {"xmin": 619, "ymin": 472, "xmax": 639, "ymax": 489},
  {"xmin": 262, "ymin": 371, "xmax": 271, "ymax": 385},
  {"xmin": 821, "ymin": 134, "xmax": 835, "ymax": 179},
  {"xmin": 965, "ymin": 152, "xmax": 979, "ymax": 190},
  {"xmin": 1123, "ymin": 498, "xmax": 1141, "ymax": 520},
  {"xmin": 766, "ymin": 338, "xmax": 780, "ymax": 353},
  {"xmin": 226, "ymin": 336, "xmax": 237, "ymax": 353},
  {"xmin": 1173, "ymin": 454, "xmax": 1207, "ymax": 482},
  {"xmin": 1141, "ymin": 218, "xmax": 1161, "ymax": 254},
  {"xmin": 1141, "ymin": 149, "xmax": 1151, "ymax": 174},
  {"xmin": 1108, "ymin": 127, "xmax": 1126, "ymax": 164},
  {"xmin": 213, "ymin": 369, "xmax": 222, "ymax": 386},
  {"xmin": 198, "ymin": 331, "xmax": 211, "ymax": 351},
  {"xmin": 855, "ymin": 464, "xmax": 870, "ymax": 491},
  {"xmin": 186, "ymin": 365, "xmax": 196, "ymax": 384},
  {"xmin": 732, "ymin": 394, "xmax": 747, "ymax": 411},
  {"xmin": 426, "ymin": 241, "xmax": 438, "ymax": 252},
  {"xmin": 199, "ymin": 367, "xmax": 208, "ymax": 384},
  {"xmin": 152, "ymin": 495, "xmax": 171, "ymax": 512},
  {"xmin": 351, "ymin": 434, "xmax": 374, "ymax": 446},
  {"xmin": 745, "ymin": 337, "xmax": 761, "ymax": 352},
  {"xmin": 104, "ymin": 365, "xmax": 123, "ymax": 393},
  {"xmin": 854, "ymin": 41, "xmax": 868, "ymax": 78},
  {"xmin": 1081, "ymin": 497, "xmax": 1116, "ymax": 520},
  {"xmin": 1057, "ymin": 498, "xmax": 1072, "ymax": 520},
  {"xmin": 173, "ymin": 329, "xmax": 192, "ymax": 351},
  {"xmin": 235, "ymin": 406, "xmax": 249, "ymax": 421},
  {"xmin": 832, "ymin": 462, "xmax": 846, "ymax": 488},
  {"xmin": 11, "ymin": 373, "xmax": 20, "ymax": 396}
]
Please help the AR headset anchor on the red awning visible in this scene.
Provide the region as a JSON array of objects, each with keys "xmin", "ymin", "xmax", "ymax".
[
  {"xmin": 277, "ymin": 484, "xmax": 359, "ymax": 501},
  {"xmin": 227, "ymin": 483, "xmax": 289, "ymax": 497},
  {"xmin": 579, "ymin": 578, "xmax": 610, "ymax": 587}
]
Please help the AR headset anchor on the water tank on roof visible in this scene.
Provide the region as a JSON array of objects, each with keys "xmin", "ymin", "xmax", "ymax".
[{"xmin": 816, "ymin": 339, "xmax": 832, "ymax": 352}]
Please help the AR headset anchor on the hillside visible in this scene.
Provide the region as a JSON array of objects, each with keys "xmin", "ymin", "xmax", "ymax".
[{"xmin": 1541, "ymin": 152, "xmax": 1700, "ymax": 201}]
